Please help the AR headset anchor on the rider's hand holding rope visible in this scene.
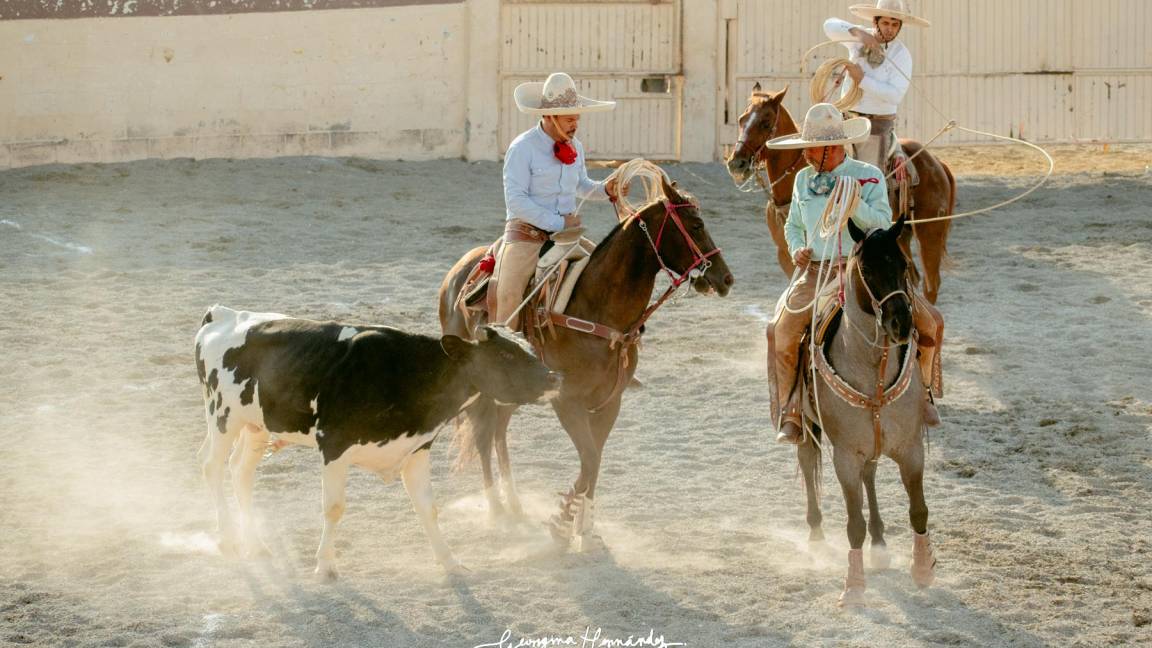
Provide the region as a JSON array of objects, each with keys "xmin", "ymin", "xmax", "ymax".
[{"xmin": 782, "ymin": 176, "xmax": 860, "ymax": 315}]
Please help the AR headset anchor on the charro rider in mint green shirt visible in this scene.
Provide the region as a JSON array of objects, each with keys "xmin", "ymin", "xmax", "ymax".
[
  {"xmin": 784, "ymin": 155, "xmax": 892, "ymax": 262},
  {"xmin": 766, "ymin": 103, "xmax": 942, "ymax": 446}
]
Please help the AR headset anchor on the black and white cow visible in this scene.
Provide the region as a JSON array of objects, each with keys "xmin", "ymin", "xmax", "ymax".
[{"xmin": 194, "ymin": 305, "xmax": 558, "ymax": 579}]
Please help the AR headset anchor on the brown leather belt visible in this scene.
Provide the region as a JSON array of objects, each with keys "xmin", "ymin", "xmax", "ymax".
[{"xmin": 504, "ymin": 219, "xmax": 550, "ymax": 244}]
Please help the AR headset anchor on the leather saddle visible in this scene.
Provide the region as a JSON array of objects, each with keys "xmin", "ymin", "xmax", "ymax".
[{"xmin": 458, "ymin": 229, "xmax": 595, "ymax": 330}]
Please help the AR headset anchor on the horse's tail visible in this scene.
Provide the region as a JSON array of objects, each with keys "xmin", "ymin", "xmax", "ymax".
[
  {"xmin": 938, "ymin": 159, "xmax": 957, "ymax": 271},
  {"xmin": 451, "ymin": 395, "xmax": 497, "ymax": 472}
]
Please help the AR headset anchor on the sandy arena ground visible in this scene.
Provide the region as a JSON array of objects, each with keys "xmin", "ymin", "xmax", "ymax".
[{"xmin": 1, "ymin": 146, "xmax": 1150, "ymax": 647}]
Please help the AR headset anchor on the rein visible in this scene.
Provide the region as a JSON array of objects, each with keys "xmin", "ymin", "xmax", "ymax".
[{"xmin": 543, "ymin": 199, "xmax": 722, "ymax": 412}]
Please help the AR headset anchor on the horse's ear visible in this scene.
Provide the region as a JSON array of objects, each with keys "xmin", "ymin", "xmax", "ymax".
[
  {"xmin": 774, "ymin": 85, "xmax": 789, "ymax": 102},
  {"xmin": 847, "ymin": 216, "xmax": 867, "ymax": 243},
  {"xmin": 888, "ymin": 215, "xmax": 907, "ymax": 239},
  {"xmin": 751, "ymin": 81, "xmax": 762, "ymax": 95},
  {"xmin": 661, "ymin": 174, "xmax": 681, "ymax": 202}
]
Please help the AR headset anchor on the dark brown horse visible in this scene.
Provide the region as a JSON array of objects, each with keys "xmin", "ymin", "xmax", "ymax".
[
  {"xmin": 725, "ymin": 84, "xmax": 955, "ymax": 303},
  {"xmin": 439, "ymin": 176, "xmax": 732, "ymax": 549}
]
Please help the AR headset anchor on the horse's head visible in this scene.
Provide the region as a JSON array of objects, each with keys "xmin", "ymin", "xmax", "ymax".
[
  {"xmin": 726, "ymin": 83, "xmax": 789, "ymax": 185},
  {"xmin": 631, "ymin": 176, "xmax": 733, "ymax": 297},
  {"xmin": 848, "ymin": 216, "xmax": 913, "ymax": 344}
]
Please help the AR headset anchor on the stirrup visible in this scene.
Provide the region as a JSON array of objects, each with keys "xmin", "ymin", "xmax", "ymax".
[
  {"xmin": 922, "ymin": 391, "xmax": 941, "ymax": 427},
  {"xmin": 775, "ymin": 419, "xmax": 803, "ymax": 445}
]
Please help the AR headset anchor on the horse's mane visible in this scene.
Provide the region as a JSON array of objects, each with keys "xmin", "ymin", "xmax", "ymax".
[{"xmin": 587, "ymin": 189, "xmax": 699, "ymax": 265}]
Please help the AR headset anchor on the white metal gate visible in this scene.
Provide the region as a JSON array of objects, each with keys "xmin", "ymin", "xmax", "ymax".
[{"xmin": 499, "ymin": 0, "xmax": 683, "ymax": 160}]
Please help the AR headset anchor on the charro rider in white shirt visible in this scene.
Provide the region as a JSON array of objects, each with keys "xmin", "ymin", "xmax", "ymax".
[
  {"xmin": 824, "ymin": 0, "xmax": 930, "ymax": 181},
  {"xmin": 494, "ymin": 72, "xmax": 622, "ymax": 330}
]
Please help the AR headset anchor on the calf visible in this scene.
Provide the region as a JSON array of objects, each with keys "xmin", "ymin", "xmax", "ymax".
[{"xmin": 194, "ymin": 305, "xmax": 558, "ymax": 579}]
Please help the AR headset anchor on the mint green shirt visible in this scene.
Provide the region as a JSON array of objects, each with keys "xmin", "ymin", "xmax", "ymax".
[{"xmin": 784, "ymin": 157, "xmax": 892, "ymax": 261}]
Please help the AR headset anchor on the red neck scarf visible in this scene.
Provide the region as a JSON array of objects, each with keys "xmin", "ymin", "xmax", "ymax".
[{"xmin": 553, "ymin": 140, "xmax": 578, "ymax": 165}]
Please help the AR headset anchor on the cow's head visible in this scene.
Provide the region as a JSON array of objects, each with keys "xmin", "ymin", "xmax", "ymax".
[{"xmin": 441, "ymin": 326, "xmax": 560, "ymax": 405}]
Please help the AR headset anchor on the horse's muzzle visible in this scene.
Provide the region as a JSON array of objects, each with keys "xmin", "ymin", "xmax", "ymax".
[
  {"xmin": 694, "ymin": 265, "xmax": 734, "ymax": 298},
  {"xmin": 726, "ymin": 156, "xmax": 752, "ymax": 184}
]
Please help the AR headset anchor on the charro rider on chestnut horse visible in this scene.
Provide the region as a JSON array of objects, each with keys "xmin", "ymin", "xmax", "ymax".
[
  {"xmin": 765, "ymin": 103, "xmax": 943, "ymax": 445},
  {"xmin": 493, "ymin": 72, "xmax": 623, "ymax": 330}
]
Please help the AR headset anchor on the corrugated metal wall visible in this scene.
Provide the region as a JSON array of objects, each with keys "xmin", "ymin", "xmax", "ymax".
[
  {"xmin": 723, "ymin": 0, "xmax": 1151, "ymax": 145},
  {"xmin": 499, "ymin": 0, "xmax": 682, "ymax": 159}
]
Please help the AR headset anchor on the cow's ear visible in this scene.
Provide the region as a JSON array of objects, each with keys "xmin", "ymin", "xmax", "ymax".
[{"xmin": 440, "ymin": 335, "xmax": 475, "ymax": 360}]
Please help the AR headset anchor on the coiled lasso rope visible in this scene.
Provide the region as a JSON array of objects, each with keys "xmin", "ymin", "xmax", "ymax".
[
  {"xmin": 799, "ymin": 40, "xmax": 1055, "ymax": 224},
  {"xmin": 573, "ymin": 158, "xmax": 670, "ymax": 222},
  {"xmin": 810, "ymin": 57, "xmax": 864, "ymax": 112}
]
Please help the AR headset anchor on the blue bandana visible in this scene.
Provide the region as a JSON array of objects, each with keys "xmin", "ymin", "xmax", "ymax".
[{"xmin": 807, "ymin": 172, "xmax": 838, "ymax": 196}]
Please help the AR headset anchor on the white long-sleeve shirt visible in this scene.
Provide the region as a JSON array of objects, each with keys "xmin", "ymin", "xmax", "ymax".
[
  {"xmin": 823, "ymin": 17, "xmax": 912, "ymax": 116},
  {"xmin": 503, "ymin": 124, "xmax": 608, "ymax": 232}
]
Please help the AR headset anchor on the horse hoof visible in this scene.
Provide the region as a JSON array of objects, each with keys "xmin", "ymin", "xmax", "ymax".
[
  {"xmin": 838, "ymin": 586, "xmax": 866, "ymax": 608},
  {"xmin": 869, "ymin": 545, "xmax": 891, "ymax": 570},
  {"xmin": 548, "ymin": 517, "xmax": 573, "ymax": 547},
  {"xmin": 808, "ymin": 528, "xmax": 825, "ymax": 543},
  {"xmin": 315, "ymin": 565, "xmax": 339, "ymax": 583},
  {"xmin": 912, "ymin": 563, "xmax": 936, "ymax": 588},
  {"xmin": 572, "ymin": 533, "xmax": 605, "ymax": 554},
  {"xmin": 911, "ymin": 532, "xmax": 936, "ymax": 588}
]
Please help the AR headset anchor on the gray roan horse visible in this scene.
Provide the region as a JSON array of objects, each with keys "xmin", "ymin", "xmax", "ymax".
[
  {"xmin": 439, "ymin": 177, "xmax": 733, "ymax": 550},
  {"xmin": 799, "ymin": 215, "xmax": 936, "ymax": 607}
]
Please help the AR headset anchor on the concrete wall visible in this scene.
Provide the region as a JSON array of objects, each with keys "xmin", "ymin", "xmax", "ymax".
[{"xmin": 0, "ymin": 3, "xmax": 472, "ymax": 168}]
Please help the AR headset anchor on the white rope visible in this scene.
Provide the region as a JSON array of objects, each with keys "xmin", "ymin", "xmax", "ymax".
[
  {"xmin": 810, "ymin": 58, "xmax": 864, "ymax": 112},
  {"xmin": 576, "ymin": 158, "xmax": 670, "ymax": 222}
]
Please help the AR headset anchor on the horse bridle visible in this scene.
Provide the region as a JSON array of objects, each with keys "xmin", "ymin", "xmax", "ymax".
[
  {"xmin": 843, "ymin": 254, "xmax": 913, "ymax": 348},
  {"xmin": 733, "ymin": 105, "xmax": 806, "ymax": 195}
]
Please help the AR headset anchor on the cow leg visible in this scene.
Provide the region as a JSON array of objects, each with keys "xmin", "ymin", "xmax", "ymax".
[
  {"xmin": 315, "ymin": 459, "xmax": 349, "ymax": 582},
  {"xmin": 863, "ymin": 459, "xmax": 889, "ymax": 570},
  {"xmin": 230, "ymin": 424, "xmax": 270, "ymax": 557},
  {"xmin": 401, "ymin": 449, "xmax": 463, "ymax": 573},
  {"xmin": 492, "ymin": 404, "xmax": 523, "ymax": 519},
  {"xmin": 199, "ymin": 410, "xmax": 241, "ymax": 556}
]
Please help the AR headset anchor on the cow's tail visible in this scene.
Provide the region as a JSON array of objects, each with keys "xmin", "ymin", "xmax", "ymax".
[{"xmin": 451, "ymin": 395, "xmax": 497, "ymax": 472}]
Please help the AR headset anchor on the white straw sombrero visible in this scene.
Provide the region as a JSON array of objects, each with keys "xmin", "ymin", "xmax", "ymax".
[
  {"xmin": 850, "ymin": 0, "xmax": 930, "ymax": 27},
  {"xmin": 514, "ymin": 72, "xmax": 616, "ymax": 116},
  {"xmin": 764, "ymin": 103, "xmax": 871, "ymax": 150}
]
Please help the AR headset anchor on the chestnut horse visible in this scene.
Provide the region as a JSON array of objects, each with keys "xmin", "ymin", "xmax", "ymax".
[
  {"xmin": 725, "ymin": 85, "xmax": 955, "ymax": 303},
  {"xmin": 439, "ymin": 176, "xmax": 733, "ymax": 549}
]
